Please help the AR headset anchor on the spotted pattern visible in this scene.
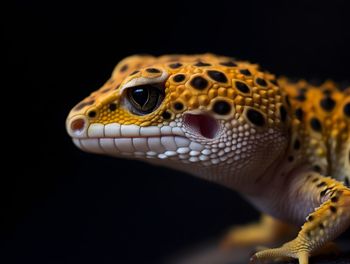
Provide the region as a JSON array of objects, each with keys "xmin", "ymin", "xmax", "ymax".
[
  {"xmin": 67, "ymin": 54, "xmax": 349, "ymax": 187},
  {"xmin": 278, "ymin": 77, "xmax": 349, "ymax": 184},
  {"xmin": 235, "ymin": 81, "xmax": 250, "ymax": 93},
  {"xmin": 246, "ymin": 109, "xmax": 266, "ymax": 127},
  {"xmin": 239, "ymin": 69, "xmax": 251, "ymax": 76},
  {"xmin": 190, "ymin": 76, "xmax": 209, "ymax": 90},
  {"xmin": 88, "ymin": 110, "xmax": 97, "ymax": 118},
  {"xmin": 195, "ymin": 61, "xmax": 211, "ymax": 67},
  {"xmin": 109, "ymin": 103, "xmax": 117, "ymax": 111},
  {"xmin": 295, "ymin": 108, "xmax": 304, "ymax": 121},
  {"xmin": 162, "ymin": 111, "xmax": 171, "ymax": 120},
  {"xmin": 310, "ymin": 117, "xmax": 322, "ymax": 132},
  {"xmin": 344, "ymin": 103, "xmax": 350, "ymax": 117},
  {"xmin": 279, "ymin": 105, "xmax": 287, "ymax": 122},
  {"xmin": 169, "ymin": 63, "xmax": 182, "ymax": 69},
  {"xmin": 173, "ymin": 102, "xmax": 184, "ymax": 111},
  {"xmin": 220, "ymin": 61, "xmax": 237, "ymax": 67},
  {"xmin": 212, "ymin": 100, "xmax": 231, "ymax": 115},
  {"xmin": 146, "ymin": 68, "xmax": 161, "ymax": 73},
  {"xmin": 207, "ymin": 70, "xmax": 228, "ymax": 83},
  {"xmin": 173, "ymin": 74, "xmax": 186, "ymax": 83},
  {"xmin": 256, "ymin": 77, "xmax": 267, "ymax": 87},
  {"xmin": 320, "ymin": 96, "xmax": 336, "ymax": 111}
]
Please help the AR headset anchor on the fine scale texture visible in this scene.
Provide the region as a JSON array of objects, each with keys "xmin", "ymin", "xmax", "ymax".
[{"xmin": 66, "ymin": 54, "xmax": 350, "ymax": 264}]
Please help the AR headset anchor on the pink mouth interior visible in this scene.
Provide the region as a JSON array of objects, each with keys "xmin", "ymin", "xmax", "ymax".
[{"xmin": 183, "ymin": 113, "xmax": 219, "ymax": 139}]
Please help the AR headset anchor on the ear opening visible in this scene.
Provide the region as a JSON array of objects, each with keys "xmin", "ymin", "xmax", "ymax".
[{"xmin": 183, "ymin": 113, "xmax": 220, "ymax": 139}]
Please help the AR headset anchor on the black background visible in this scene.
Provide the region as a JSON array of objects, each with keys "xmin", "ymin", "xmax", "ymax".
[{"xmin": 4, "ymin": 0, "xmax": 350, "ymax": 263}]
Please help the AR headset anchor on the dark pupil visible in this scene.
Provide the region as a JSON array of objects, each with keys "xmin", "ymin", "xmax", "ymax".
[
  {"xmin": 128, "ymin": 85, "xmax": 162, "ymax": 114},
  {"xmin": 131, "ymin": 87, "xmax": 149, "ymax": 107}
]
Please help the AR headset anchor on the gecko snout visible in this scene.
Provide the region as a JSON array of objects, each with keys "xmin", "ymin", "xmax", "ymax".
[{"xmin": 66, "ymin": 115, "xmax": 89, "ymax": 138}]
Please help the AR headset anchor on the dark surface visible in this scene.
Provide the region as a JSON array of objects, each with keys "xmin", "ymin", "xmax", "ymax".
[{"xmin": 4, "ymin": 0, "xmax": 350, "ymax": 263}]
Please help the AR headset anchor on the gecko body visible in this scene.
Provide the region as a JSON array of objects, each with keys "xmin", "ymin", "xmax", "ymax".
[{"xmin": 66, "ymin": 54, "xmax": 350, "ymax": 264}]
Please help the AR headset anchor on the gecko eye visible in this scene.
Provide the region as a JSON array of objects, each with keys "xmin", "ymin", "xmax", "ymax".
[{"xmin": 127, "ymin": 84, "xmax": 164, "ymax": 115}]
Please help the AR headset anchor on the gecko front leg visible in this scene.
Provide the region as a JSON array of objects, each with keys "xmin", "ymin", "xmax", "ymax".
[{"xmin": 250, "ymin": 172, "xmax": 350, "ymax": 264}]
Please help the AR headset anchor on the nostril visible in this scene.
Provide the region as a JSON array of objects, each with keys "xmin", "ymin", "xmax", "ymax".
[
  {"xmin": 66, "ymin": 115, "xmax": 89, "ymax": 138},
  {"xmin": 71, "ymin": 118, "xmax": 86, "ymax": 132}
]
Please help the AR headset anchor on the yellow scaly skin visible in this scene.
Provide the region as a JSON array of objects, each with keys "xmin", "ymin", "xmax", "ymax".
[{"xmin": 66, "ymin": 54, "xmax": 350, "ymax": 264}]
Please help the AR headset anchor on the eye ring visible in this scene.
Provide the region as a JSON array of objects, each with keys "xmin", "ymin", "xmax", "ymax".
[{"xmin": 126, "ymin": 84, "xmax": 165, "ymax": 115}]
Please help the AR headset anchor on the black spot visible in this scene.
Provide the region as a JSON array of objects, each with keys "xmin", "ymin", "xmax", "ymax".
[
  {"xmin": 120, "ymin": 64, "xmax": 128, "ymax": 72},
  {"xmin": 310, "ymin": 117, "xmax": 322, "ymax": 132},
  {"xmin": 173, "ymin": 74, "xmax": 186, "ymax": 82},
  {"xmin": 312, "ymin": 178, "xmax": 319, "ymax": 183},
  {"xmin": 213, "ymin": 100, "xmax": 231, "ymax": 115},
  {"xmin": 285, "ymin": 95, "xmax": 291, "ymax": 108},
  {"xmin": 319, "ymin": 223, "xmax": 325, "ymax": 229},
  {"xmin": 235, "ymin": 81, "xmax": 250, "ymax": 93},
  {"xmin": 190, "ymin": 76, "xmax": 209, "ymax": 90},
  {"xmin": 239, "ymin": 69, "xmax": 251, "ymax": 76},
  {"xmin": 280, "ymin": 105, "xmax": 287, "ymax": 122},
  {"xmin": 220, "ymin": 61, "xmax": 237, "ymax": 67},
  {"xmin": 293, "ymin": 139, "xmax": 301, "ymax": 150},
  {"xmin": 194, "ymin": 61, "xmax": 211, "ymax": 67},
  {"xmin": 307, "ymin": 215, "xmax": 314, "ymax": 221},
  {"xmin": 323, "ymin": 89, "xmax": 332, "ymax": 96},
  {"xmin": 88, "ymin": 110, "xmax": 97, "ymax": 118},
  {"xmin": 331, "ymin": 196, "xmax": 339, "ymax": 203},
  {"xmin": 288, "ymin": 156, "xmax": 294, "ymax": 162},
  {"xmin": 299, "ymin": 87, "xmax": 308, "ymax": 93},
  {"xmin": 256, "ymin": 77, "xmax": 267, "ymax": 87},
  {"xmin": 74, "ymin": 100, "xmax": 94, "ymax": 111},
  {"xmin": 313, "ymin": 165, "xmax": 322, "ymax": 172},
  {"xmin": 295, "ymin": 94, "xmax": 306, "ymax": 102},
  {"xmin": 146, "ymin": 68, "xmax": 161, "ymax": 73},
  {"xmin": 317, "ymin": 182, "xmax": 326, "ymax": 188},
  {"xmin": 162, "ymin": 111, "xmax": 172, "ymax": 120},
  {"xmin": 345, "ymin": 178, "xmax": 350, "ymax": 187},
  {"xmin": 295, "ymin": 108, "xmax": 304, "ymax": 121},
  {"xmin": 330, "ymin": 206, "xmax": 337, "ymax": 213},
  {"xmin": 130, "ymin": 70, "xmax": 139, "ymax": 75},
  {"xmin": 207, "ymin": 70, "xmax": 228, "ymax": 83},
  {"xmin": 109, "ymin": 103, "xmax": 117, "ymax": 111},
  {"xmin": 169, "ymin": 62, "xmax": 182, "ymax": 69},
  {"xmin": 246, "ymin": 109, "xmax": 265, "ymax": 127},
  {"xmin": 270, "ymin": 79, "xmax": 278, "ymax": 86},
  {"xmin": 344, "ymin": 103, "xmax": 350, "ymax": 117},
  {"xmin": 173, "ymin": 102, "xmax": 184, "ymax": 111},
  {"xmin": 320, "ymin": 96, "xmax": 336, "ymax": 111}
]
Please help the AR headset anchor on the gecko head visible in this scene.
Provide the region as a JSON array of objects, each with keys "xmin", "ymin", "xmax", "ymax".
[{"xmin": 66, "ymin": 55, "xmax": 290, "ymax": 182}]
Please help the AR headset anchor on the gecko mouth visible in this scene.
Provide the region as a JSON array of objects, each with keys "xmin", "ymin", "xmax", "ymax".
[{"xmin": 183, "ymin": 113, "xmax": 219, "ymax": 139}]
